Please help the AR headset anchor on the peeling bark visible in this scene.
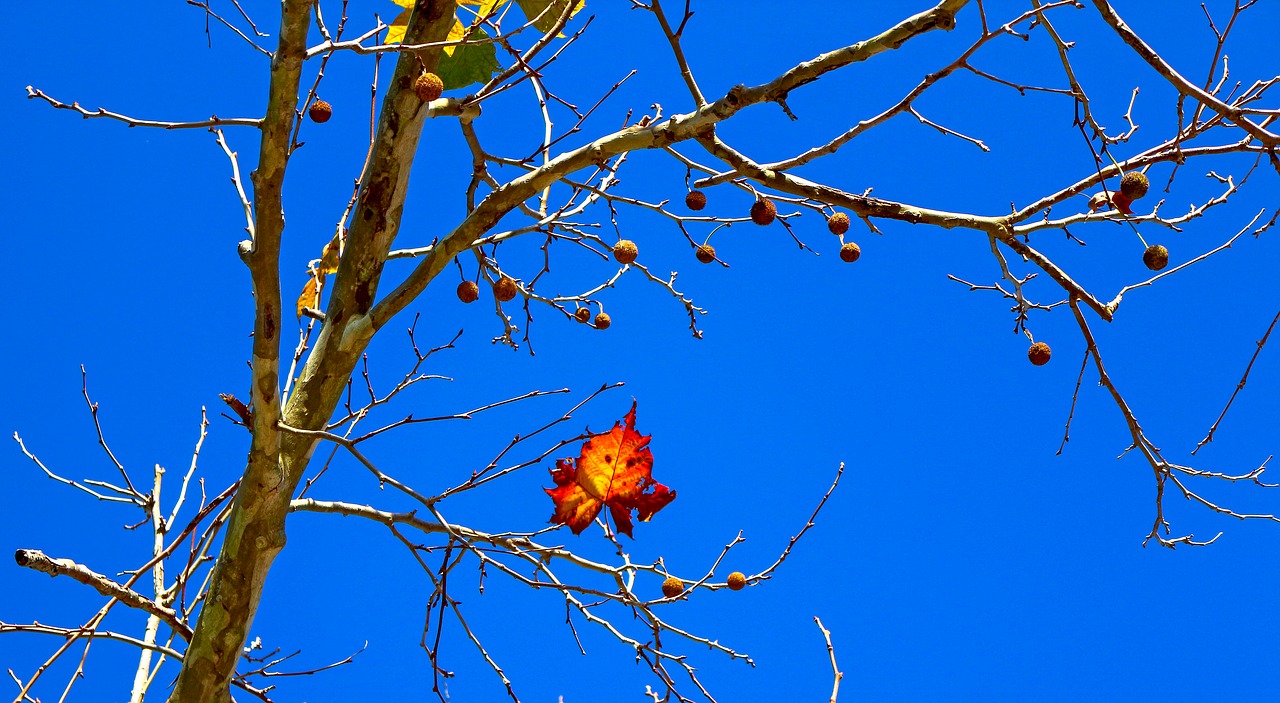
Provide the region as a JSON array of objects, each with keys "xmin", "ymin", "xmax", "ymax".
[{"xmin": 168, "ymin": 2, "xmax": 454, "ymax": 701}]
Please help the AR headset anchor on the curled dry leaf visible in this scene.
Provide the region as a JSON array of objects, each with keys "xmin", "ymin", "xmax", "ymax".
[
  {"xmin": 545, "ymin": 401, "xmax": 676, "ymax": 537},
  {"xmin": 295, "ymin": 273, "xmax": 321, "ymax": 320},
  {"xmin": 319, "ymin": 234, "xmax": 341, "ymax": 275}
]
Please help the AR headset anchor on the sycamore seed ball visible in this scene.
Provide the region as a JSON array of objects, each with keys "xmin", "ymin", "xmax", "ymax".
[
  {"xmin": 574, "ymin": 307, "xmax": 592, "ymax": 323},
  {"xmin": 613, "ymin": 239, "xmax": 638, "ymax": 265},
  {"xmin": 685, "ymin": 190, "xmax": 707, "ymax": 211},
  {"xmin": 726, "ymin": 572, "xmax": 747, "ymax": 591},
  {"xmin": 594, "ymin": 312, "xmax": 611, "ymax": 330},
  {"xmin": 1143, "ymin": 244, "xmax": 1169, "ymax": 271},
  {"xmin": 661, "ymin": 577, "xmax": 683, "ymax": 599},
  {"xmin": 1120, "ymin": 171, "xmax": 1150, "ymax": 200},
  {"xmin": 456, "ymin": 280, "xmax": 479, "ymax": 304},
  {"xmin": 827, "ymin": 212, "xmax": 850, "ymax": 235},
  {"xmin": 750, "ymin": 199, "xmax": 777, "ymax": 226},
  {"xmin": 839, "ymin": 242, "xmax": 861, "ymax": 263},
  {"xmin": 308, "ymin": 99, "xmax": 332, "ymax": 123},
  {"xmin": 493, "ymin": 276, "xmax": 518, "ymax": 302},
  {"xmin": 695, "ymin": 244, "xmax": 716, "ymax": 264},
  {"xmin": 1028, "ymin": 341, "xmax": 1052, "ymax": 366},
  {"xmin": 415, "ymin": 72, "xmax": 444, "ymax": 102}
]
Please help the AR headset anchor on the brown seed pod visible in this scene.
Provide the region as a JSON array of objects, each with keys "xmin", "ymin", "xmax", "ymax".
[
  {"xmin": 1028, "ymin": 341, "xmax": 1052, "ymax": 366},
  {"xmin": 593, "ymin": 312, "xmax": 611, "ymax": 329},
  {"xmin": 1143, "ymin": 244, "xmax": 1169, "ymax": 271},
  {"xmin": 839, "ymin": 242, "xmax": 861, "ymax": 263},
  {"xmin": 1120, "ymin": 171, "xmax": 1149, "ymax": 200},
  {"xmin": 456, "ymin": 280, "xmax": 479, "ymax": 304},
  {"xmin": 574, "ymin": 307, "xmax": 592, "ymax": 323},
  {"xmin": 695, "ymin": 244, "xmax": 716, "ymax": 264},
  {"xmin": 685, "ymin": 190, "xmax": 707, "ymax": 211},
  {"xmin": 827, "ymin": 212, "xmax": 850, "ymax": 235},
  {"xmin": 415, "ymin": 72, "xmax": 444, "ymax": 103},
  {"xmin": 308, "ymin": 99, "xmax": 332, "ymax": 123},
  {"xmin": 493, "ymin": 276, "xmax": 518, "ymax": 302},
  {"xmin": 661, "ymin": 576, "xmax": 683, "ymax": 599},
  {"xmin": 613, "ymin": 239, "xmax": 638, "ymax": 265},
  {"xmin": 726, "ymin": 572, "xmax": 747, "ymax": 591},
  {"xmin": 750, "ymin": 199, "xmax": 776, "ymax": 226}
]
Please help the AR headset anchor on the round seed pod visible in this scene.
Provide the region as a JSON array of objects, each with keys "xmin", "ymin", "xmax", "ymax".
[
  {"xmin": 839, "ymin": 242, "xmax": 861, "ymax": 263},
  {"xmin": 1143, "ymin": 244, "xmax": 1169, "ymax": 271},
  {"xmin": 827, "ymin": 212, "xmax": 850, "ymax": 235},
  {"xmin": 415, "ymin": 72, "xmax": 444, "ymax": 102},
  {"xmin": 493, "ymin": 277, "xmax": 518, "ymax": 302},
  {"xmin": 1028, "ymin": 341, "xmax": 1052, "ymax": 366},
  {"xmin": 1120, "ymin": 171, "xmax": 1149, "ymax": 200},
  {"xmin": 750, "ymin": 199, "xmax": 776, "ymax": 226},
  {"xmin": 613, "ymin": 239, "xmax": 638, "ymax": 265},
  {"xmin": 308, "ymin": 99, "xmax": 333, "ymax": 123}
]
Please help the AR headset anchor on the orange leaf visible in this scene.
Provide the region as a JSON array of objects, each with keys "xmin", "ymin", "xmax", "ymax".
[{"xmin": 545, "ymin": 401, "xmax": 675, "ymax": 537}]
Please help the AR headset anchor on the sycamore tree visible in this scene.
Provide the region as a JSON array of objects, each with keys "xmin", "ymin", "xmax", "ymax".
[{"xmin": 5, "ymin": 0, "xmax": 1278, "ymax": 701}]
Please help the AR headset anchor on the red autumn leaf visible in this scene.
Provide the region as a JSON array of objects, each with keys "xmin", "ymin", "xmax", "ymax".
[
  {"xmin": 1087, "ymin": 190, "xmax": 1134, "ymax": 215},
  {"xmin": 1111, "ymin": 191, "xmax": 1134, "ymax": 214},
  {"xmin": 545, "ymin": 401, "xmax": 675, "ymax": 537}
]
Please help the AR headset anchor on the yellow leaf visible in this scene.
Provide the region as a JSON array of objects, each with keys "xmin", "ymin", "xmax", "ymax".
[
  {"xmin": 296, "ymin": 275, "xmax": 321, "ymax": 320},
  {"xmin": 444, "ymin": 17, "xmax": 466, "ymax": 56},
  {"xmin": 388, "ymin": 1, "xmax": 509, "ymax": 50},
  {"xmin": 320, "ymin": 235, "xmax": 341, "ymax": 275},
  {"xmin": 385, "ymin": 8, "xmax": 411, "ymax": 44}
]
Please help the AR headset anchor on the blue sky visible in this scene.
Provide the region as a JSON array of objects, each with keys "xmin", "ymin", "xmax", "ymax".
[{"xmin": 3, "ymin": 1, "xmax": 1278, "ymax": 701}]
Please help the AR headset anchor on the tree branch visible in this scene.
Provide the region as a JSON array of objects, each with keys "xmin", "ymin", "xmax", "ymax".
[{"xmin": 13, "ymin": 550, "xmax": 193, "ymax": 641}]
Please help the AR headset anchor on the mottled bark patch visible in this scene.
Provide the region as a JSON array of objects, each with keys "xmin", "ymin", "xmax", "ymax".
[{"xmin": 354, "ymin": 280, "xmax": 374, "ymax": 314}]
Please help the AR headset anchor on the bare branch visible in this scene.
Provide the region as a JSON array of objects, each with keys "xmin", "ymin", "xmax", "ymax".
[
  {"xmin": 26, "ymin": 87, "xmax": 262, "ymax": 130},
  {"xmin": 12, "ymin": 550, "xmax": 193, "ymax": 641},
  {"xmin": 814, "ymin": 617, "xmax": 843, "ymax": 703}
]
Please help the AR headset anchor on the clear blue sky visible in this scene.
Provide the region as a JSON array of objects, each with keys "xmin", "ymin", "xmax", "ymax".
[{"xmin": 3, "ymin": 1, "xmax": 1278, "ymax": 701}]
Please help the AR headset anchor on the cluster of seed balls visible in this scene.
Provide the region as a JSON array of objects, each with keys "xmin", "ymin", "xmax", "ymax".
[
  {"xmin": 683, "ymin": 190, "xmax": 860, "ymax": 263},
  {"xmin": 307, "ymin": 71, "xmax": 444, "ymax": 123},
  {"xmin": 313, "ymin": 88, "xmax": 1154, "ymax": 364},
  {"xmin": 456, "ymin": 276, "xmax": 613, "ymax": 329},
  {"xmin": 313, "ymin": 71, "xmax": 624, "ymax": 329},
  {"xmin": 454, "ymin": 191, "xmax": 864, "ymax": 329},
  {"xmin": 661, "ymin": 571, "xmax": 747, "ymax": 599},
  {"xmin": 1024, "ymin": 172, "xmax": 1164, "ymax": 367},
  {"xmin": 1116, "ymin": 172, "xmax": 1169, "ymax": 272},
  {"xmin": 312, "ymin": 77, "xmax": 1161, "ymax": 365}
]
